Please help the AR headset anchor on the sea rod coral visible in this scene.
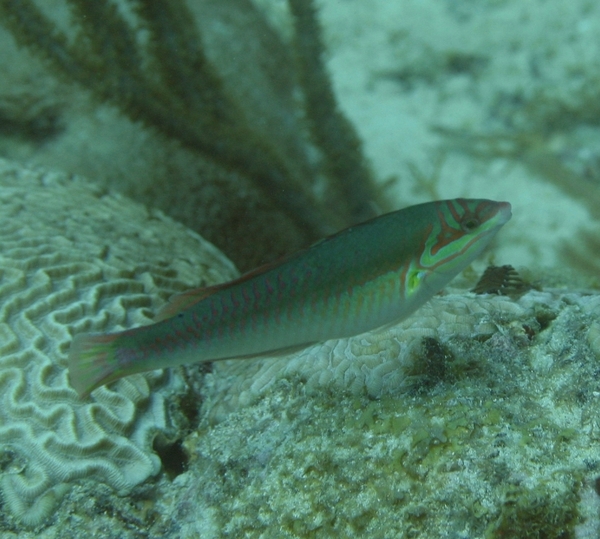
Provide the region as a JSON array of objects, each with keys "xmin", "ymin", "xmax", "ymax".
[{"xmin": 0, "ymin": 0, "xmax": 385, "ymax": 270}]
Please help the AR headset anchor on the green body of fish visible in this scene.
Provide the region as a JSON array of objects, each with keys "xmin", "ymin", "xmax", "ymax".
[{"xmin": 68, "ymin": 198, "xmax": 511, "ymax": 396}]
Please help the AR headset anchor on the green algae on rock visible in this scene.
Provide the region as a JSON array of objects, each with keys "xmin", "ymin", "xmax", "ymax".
[{"xmin": 168, "ymin": 286, "xmax": 600, "ymax": 538}]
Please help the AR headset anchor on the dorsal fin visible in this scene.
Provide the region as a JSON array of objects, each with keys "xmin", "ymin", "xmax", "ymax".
[
  {"xmin": 154, "ymin": 285, "xmax": 222, "ymax": 322},
  {"xmin": 153, "ymin": 255, "xmax": 292, "ymax": 322}
]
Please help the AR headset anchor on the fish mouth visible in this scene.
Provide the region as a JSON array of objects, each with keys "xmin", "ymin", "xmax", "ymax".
[
  {"xmin": 477, "ymin": 200, "xmax": 512, "ymax": 227},
  {"xmin": 496, "ymin": 201, "xmax": 512, "ymax": 225}
]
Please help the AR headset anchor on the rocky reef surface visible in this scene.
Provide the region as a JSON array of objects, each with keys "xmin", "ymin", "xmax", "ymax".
[{"xmin": 1, "ymin": 158, "xmax": 598, "ymax": 538}]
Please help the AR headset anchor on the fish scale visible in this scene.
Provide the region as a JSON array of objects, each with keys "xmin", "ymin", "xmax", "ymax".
[{"xmin": 68, "ymin": 198, "xmax": 511, "ymax": 396}]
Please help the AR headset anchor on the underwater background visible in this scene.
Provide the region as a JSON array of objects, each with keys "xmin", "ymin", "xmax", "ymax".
[{"xmin": 0, "ymin": 0, "xmax": 599, "ymax": 537}]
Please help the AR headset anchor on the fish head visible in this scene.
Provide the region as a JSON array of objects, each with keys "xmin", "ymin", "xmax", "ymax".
[{"xmin": 405, "ymin": 198, "xmax": 512, "ymax": 298}]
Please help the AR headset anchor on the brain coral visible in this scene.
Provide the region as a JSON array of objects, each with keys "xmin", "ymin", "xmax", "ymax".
[{"xmin": 0, "ymin": 158, "xmax": 237, "ymax": 527}]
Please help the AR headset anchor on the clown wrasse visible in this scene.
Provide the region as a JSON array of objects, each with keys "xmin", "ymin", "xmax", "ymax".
[{"xmin": 68, "ymin": 198, "xmax": 511, "ymax": 396}]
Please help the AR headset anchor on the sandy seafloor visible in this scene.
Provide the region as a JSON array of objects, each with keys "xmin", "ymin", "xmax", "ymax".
[{"xmin": 1, "ymin": 0, "xmax": 600, "ymax": 537}]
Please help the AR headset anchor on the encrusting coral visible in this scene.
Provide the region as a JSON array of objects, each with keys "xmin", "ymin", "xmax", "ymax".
[
  {"xmin": 176, "ymin": 285, "xmax": 600, "ymax": 538},
  {"xmin": 0, "ymin": 157, "xmax": 236, "ymax": 527}
]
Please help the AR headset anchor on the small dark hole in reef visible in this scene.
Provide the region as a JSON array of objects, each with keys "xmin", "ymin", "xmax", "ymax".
[
  {"xmin": 535, "ymin": 310, "xmax": 557, "ymax": 332},
  {"xmin": 0, "ymin": 104, "xmax": 64, "ymax": 143},
  {"xmin": 522, "ymin": 324, "xmax": 536, "ymax": 340},
  {"xmin": 154, "ymin": 439, "xmax": 188, "ymax": 480},
  {"xmin": 406, "ymin": 337, "xmax": 455, "ymax": 390},
  {"xmin": 175, "ymin": 369, "xmax": 211, "ymax": 428},
  {"xmin": 594, "ymin": 476, "xmax": 600, "ymax": 497}
]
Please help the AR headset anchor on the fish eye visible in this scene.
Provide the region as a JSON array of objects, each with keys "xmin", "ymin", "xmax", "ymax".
[{"xmin": 461, "ymin": 218, "xmax": 479, "ymax": 231}]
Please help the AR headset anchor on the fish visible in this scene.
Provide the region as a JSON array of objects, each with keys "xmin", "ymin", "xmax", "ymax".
[{"xmin": 68, "ymin": 198, "xmax": 512, "ymax": 397}]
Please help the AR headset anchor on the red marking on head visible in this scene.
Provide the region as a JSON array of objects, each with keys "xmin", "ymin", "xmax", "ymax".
[
  {"xmin": 447, "ymin": 199, "xmax": 464, "ymax": 222},
  {"xmin": 430, "ymin": 200, "xmax": 474, "ymax": 256}
]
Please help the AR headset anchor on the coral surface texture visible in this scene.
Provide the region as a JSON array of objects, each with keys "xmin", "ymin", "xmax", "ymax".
[{"xmin": 0, "ymin": 157, "xmax": 237, "ymax": 527}]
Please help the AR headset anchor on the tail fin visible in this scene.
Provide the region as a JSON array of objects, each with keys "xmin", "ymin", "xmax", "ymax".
[{"xmin": 68, "ymin": 333, "xmax": 124, "ymax": 397}]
